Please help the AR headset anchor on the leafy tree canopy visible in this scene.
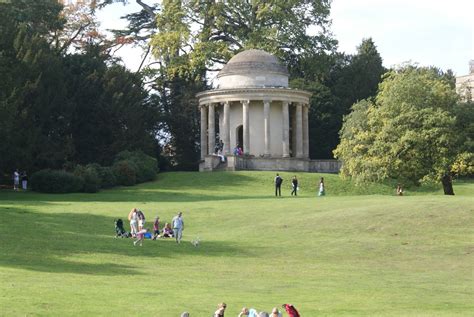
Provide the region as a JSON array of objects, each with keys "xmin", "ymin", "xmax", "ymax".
[{"xmin": 334, "ymin": 65, "xmax": 461, "ymax": 186}]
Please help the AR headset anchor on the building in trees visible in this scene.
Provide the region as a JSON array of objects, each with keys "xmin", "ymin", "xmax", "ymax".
[
  {"xmin": 456, "ymin": 60, "xmax": 474, "ymax": 102},
  {"xmin": 197, "ymin": 49, "xmax": 341, "ymax": 172}
]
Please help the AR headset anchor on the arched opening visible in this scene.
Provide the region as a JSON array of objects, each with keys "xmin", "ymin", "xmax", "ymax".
[{"xmin": 236, "ymin": 125, "xmax": 243, "ymax": 151}]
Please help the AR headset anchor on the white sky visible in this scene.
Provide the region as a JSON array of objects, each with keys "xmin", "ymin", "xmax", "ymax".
[{"xmin": 97, "ymin": 0, "xmax": 474, "ymax": 76}]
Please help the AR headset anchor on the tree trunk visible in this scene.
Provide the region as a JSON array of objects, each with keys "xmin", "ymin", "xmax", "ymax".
[{"xmin": 441, "ymin": 173, "xmax": 455, "ymax": 195}]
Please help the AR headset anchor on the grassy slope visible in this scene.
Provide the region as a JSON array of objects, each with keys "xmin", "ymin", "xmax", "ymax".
[{"xmin": 0, "ymin": 172, "xmax": 472, "ymax": 316}]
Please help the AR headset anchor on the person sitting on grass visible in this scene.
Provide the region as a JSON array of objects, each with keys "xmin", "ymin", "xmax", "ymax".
[
  {"xmin": 152, "ymin": 216, "xmax": 160, "ymax": 240},
  {"xmin": 213, "ymin": 303, "xmax": 226, "ymax": 317},
  {"xmin": 238, "ymin": 307, "xmax": 259, "ymax": 317},
  {"xmin": 282, "ymin": 304, "xmax": 300, "ymax": 317},
  {"xmin": 161, "ymin": 222, "xmax": 173, "ymax": 238},
  {"xmin": 270, "ymin": 307, "xmax": 282, "ymax": 317}
]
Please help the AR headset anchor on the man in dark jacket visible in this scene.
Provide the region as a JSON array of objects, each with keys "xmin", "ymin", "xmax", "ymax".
[{"xmin": 274, "ymin": 173, "xmax": 283, "ymax": 197}]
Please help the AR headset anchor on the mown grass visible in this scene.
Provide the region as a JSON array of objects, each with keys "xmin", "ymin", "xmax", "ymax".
[{"xmin": 0, "ymin": 171, "xmax": 472, "ymax": 316}]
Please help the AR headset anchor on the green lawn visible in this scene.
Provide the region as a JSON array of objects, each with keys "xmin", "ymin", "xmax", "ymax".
[{"xmin": 0, "ymin": 172, "xmax": 473, "ymax": 316}]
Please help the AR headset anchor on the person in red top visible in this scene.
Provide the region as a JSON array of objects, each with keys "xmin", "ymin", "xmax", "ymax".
[{"xmin": 282, "ymin": 304, "xmax": 300, "ymax": 317}]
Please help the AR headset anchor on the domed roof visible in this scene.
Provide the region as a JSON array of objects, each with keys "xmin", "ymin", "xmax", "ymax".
[{"xmin": 217, "ymin": 49, "xmax": 289, "ymax": 89}]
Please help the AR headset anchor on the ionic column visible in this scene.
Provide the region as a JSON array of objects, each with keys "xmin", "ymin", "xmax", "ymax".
[
  {"xmin": 208, "ymin": 103, "xmax": 215, "ymax": 155},
  {"xmin": 282, "ymin": 101, "xmax": 290, "ymax": 158},
  {"xmin": 295, "ymin": 102, "xmax": 304, "ymax": 158},
  {"xmin": 303, "ymin": 104, "xmax": 309, "ymax": 158},
  {"xmin": 242, "ymin": 100, "xmax": 250, "ymax": 155},
  {"xmin": 200, "ymin": 105, "xmax": 208, "ymax": 159},
  {"xmin": 263, "ymin": 100, "xmax": 271, "ymax": 156},
  {"xmin": 291, "ymin": 104, "xmax": 297, "ymax": 157},
  {"xmin": 223, "ymin": 101, "xmax": 231, "ymax": 155}
]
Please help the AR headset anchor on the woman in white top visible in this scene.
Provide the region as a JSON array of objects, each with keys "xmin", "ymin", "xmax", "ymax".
[
  {"xmin": 128, "ymin": 208, "xmax": 138, "ymax": 237},
  {"xmin": 318, "ymin": 177, "xmax": 325, "ymax": 196}
]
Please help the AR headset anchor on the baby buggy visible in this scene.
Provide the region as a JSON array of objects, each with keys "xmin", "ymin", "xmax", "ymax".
[{"xmin": 114, "ymin": 219, "xmax": 130, "ymax": 238}]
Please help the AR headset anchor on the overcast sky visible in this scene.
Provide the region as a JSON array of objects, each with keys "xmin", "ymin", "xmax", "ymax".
[{"xmin": 97, "ymin": 0, "xmax": 474, "ymax": 76}]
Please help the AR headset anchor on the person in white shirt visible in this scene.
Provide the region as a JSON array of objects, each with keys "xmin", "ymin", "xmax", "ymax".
[{"xmin": 172, "ymin": 212, "xmax": 184, "ymax": 244}]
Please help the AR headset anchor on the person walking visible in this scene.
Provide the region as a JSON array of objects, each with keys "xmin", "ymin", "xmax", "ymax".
[
  {"xmin": 274, "ymin": 173, "xmax": 283, "ymax": 197},
  {"xmin": 172, "ymin": 212, "xmax": 184, "ymax": 244},
  {"xmin": 291, "ymin": 175, "xmax": 298, "ymax": 196}
]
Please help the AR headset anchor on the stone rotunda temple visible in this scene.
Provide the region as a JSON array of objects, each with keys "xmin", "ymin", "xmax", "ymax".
[{"xmin": 197, "ymin": 49, "xmax": 341, "ymax": 172}]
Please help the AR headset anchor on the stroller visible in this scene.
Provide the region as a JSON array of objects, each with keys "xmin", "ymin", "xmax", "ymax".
[{"xmin": 114, "ymin": 219, "xmax": 130, "ymax": 238}]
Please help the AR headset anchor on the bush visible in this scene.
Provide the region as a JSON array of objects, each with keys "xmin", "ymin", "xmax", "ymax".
[
  {"xmin": 74, "ymin": 165, "xmax": 101, "ymax": 193},
  {"xmin": 31, "ymin": 169, "xmax": 84, "ymax": 193},
  {"xmin": 112, "ymin": 160, "xmax": 137, "ymax": 186},
  {"xmin": 115, "ymin": 150, "xmax": 158, "ymax": 183},
  {"xmin": 85, "ymin": 163, "xmax": 117, "ymax": 189}
]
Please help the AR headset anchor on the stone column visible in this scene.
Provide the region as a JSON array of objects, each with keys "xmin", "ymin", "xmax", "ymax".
[
  {"xmin": 242, "ymin": 100, "xmax": 250, "ymax": 155},
  {"xmin": 303, "ymin": 104, "xmax": 309, "ymax": 158},
  {"xmin": 295, "ymin": 102, "xmax": 303, "ymax": 158},
  {"xmin": 282, "ymin": 101, "xmax": 290, "ymax": 158},
  {"xmin": 291, "ymin": 104, "xmax": 297, "ymax": 157},
  {"xmin": 208, "ymin": 103, "xmax": 215, "ymax": 155},
  {"xmin": 200, "ymin": 105, "xmax": 208, "ymax": 159},
  {"xmin": 263, "ymin": 100, "xmax": 271, "ymax": 156},
  {"xmin": 223, "ymin": 101, "xmax": 230, "ymax": 155}
]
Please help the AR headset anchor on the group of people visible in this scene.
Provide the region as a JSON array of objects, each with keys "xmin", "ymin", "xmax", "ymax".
[
  {"xmin": 200, "ymin": 303, "xmax": 300, "ymax": 317},
  {"xmin": 12, "ymin": 169, "xmax": 28, "ymax": 191},
  {"xmin": 115, "ymin": 209, "xmax": 185, "ymax": 246},
  {"xmin": 179, "ymin": 303, "xmax": 300, "ymax": 317},
  {"xmin": 274, "ymin": 174, "xmax": 325, "ymax": 197}
]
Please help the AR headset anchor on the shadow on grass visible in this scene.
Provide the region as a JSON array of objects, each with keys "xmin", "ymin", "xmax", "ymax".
[{"xmin": 0, "ymin": 206, "xmax": 251, "ymax": 275}]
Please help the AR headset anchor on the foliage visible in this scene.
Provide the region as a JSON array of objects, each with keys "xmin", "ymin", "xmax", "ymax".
[
  {"xmin": 73, "ymin": 165, "xmax": 101, "ymax": 193},
  {"xmin": 114, "ymin": 150, "xmax": 158, "ymax": 182},
  {"xmin": 30, "ymin": 169, "xmax": 84, "ymax": 193},
  {"xmin": 0, "ymin": 0, "xmax": 160, "ymax": 179},
  {"xmin": 112, "ymin": 160, "xmax": 138, "ymax": 186},
  {"xmin": 334, "ymin": 66, "xmax": 460, "ymax": 185},
  {"xmin": 87, "ymin": 163, "xmax": 117, "ymax": 188},
  {"xmin": 290, "ymin": 38, "xmax": 386, "ymax": 159}
]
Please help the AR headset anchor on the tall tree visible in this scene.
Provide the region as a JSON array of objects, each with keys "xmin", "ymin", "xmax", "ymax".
[
  {"xmin": 334, "ymin": 66, "xmax": 461, "ymax": 193},
  {"xmin": 101, "ymin": 0, "xmax": 336, "ymax": 169}
]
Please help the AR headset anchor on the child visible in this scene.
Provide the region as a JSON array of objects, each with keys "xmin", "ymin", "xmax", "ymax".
[
  {"xmin": 152, "ymin": 216, "xmax": 160, "ymax": 240},
  {"xmin": 134, "ymin": 228, "xmax": 147, "ymax": 246}
]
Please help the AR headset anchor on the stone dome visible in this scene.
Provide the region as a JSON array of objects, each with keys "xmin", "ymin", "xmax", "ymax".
[{"xmin": 217, "ymin": 49, "xmax": 289, "ymax": 89}]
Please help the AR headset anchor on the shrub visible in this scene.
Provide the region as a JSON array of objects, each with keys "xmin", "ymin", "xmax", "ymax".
[
  {"xmin": 112, "ymin": 160, "xmax": 137, "ymax": 186},
  {"xmin": 74, "ymin": 165, "xmax": 101, "ymax": 193},
  {"xmin": 98, "ymin": 166, "xmax": 117, "ymax": 188},
  {"xmin": 31, "ymin": 169, "xmax": 84, "ymax": 193},
  {"xmin": 115, "ymin": 150, "xmax": 158, "ymax": 183}
]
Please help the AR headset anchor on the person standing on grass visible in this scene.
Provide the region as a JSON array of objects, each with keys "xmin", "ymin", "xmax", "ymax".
[
  {"xmin": 128, "ymin": 208, "xmax": 138, "ymax": 237},
  {"xmin": 172, "ymin": 212, "xmax": 184, "ymax": 244},
  {"xmin": 318, "ymin": 177, "xmax": 325, "ymax": 196},
  {"xmin": 152, "ymin": 216, "xmax": 160, "ymax": 240},
  {"xmin": 13, "ymin": 169, "xmax": 20, "ymax": 191},
  {"xmin": 275, "ymin": 173, "xmax": 283, "ymax": 197},
  {"xmin": 21, "ymin": 171, "xmax": 28, "ymax": 190},
  {"xmin": 291, "ymin": 175, "xmax": 298, "ymax": 196}
]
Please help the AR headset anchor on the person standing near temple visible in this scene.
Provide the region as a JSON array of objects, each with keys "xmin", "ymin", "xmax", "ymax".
[
  {"xmin": 318, "ymin": 177, "xmax": 325, "ymax": 196},
  {"xmin": 274, "ymin": 173, "xmax": 283, "ymax": 197},
  {"xmin": 291, "ymin": 175, "xmax": 298, "ymax": 196}
]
